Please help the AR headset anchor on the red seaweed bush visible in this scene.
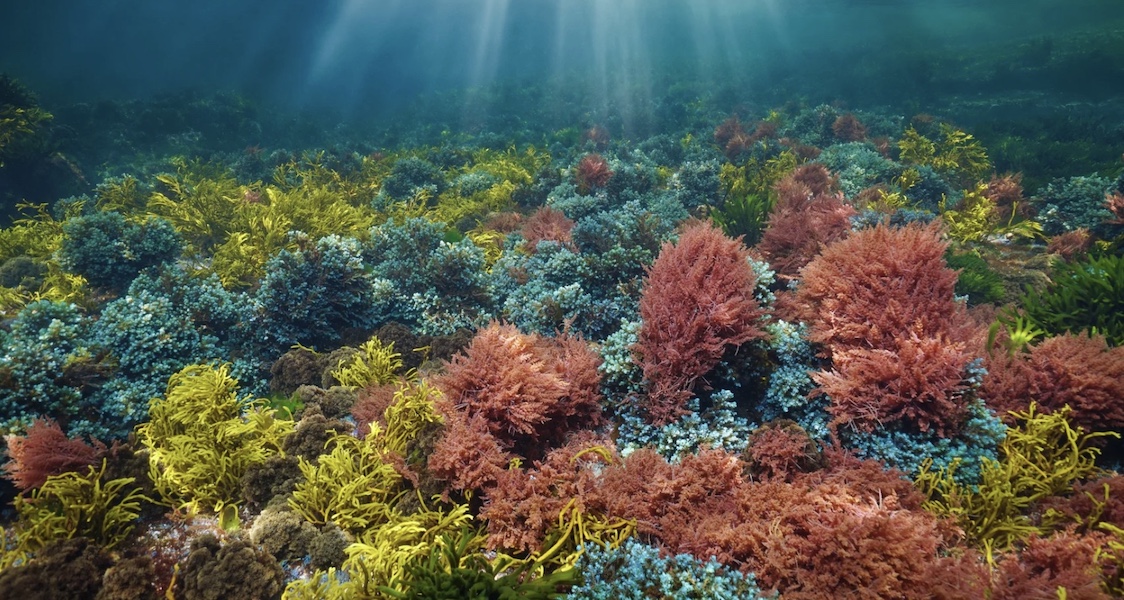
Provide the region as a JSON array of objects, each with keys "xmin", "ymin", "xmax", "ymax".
[
  {"xmin": 797, "ymin": 221, "xmax": 964, "ymax": 350},
  {"xmin": 736, "ymin": 483, "xmax": 945, "ymax": 600},
  {"xmin": 583, "ymin": 124, "xmax": 610, "ymax": 149},
  {"xmin": 715, "ymin": 115, "xmax": 777, "ymax": 160},
  {"xmin": 463, "ymin": 432, "xmax": 966, "ymax": 599},
  {"xmin": 1107, "ymin": 190, "xmax": 1124, "ymax": 224},
  {"xmin": 478, "ymin": 433, "xmax": 611, "ymax": 552},
  {"xmin": 814, "ymin": 334, "xmax": 976, "ymax": 437},
  {"xmin": 635, "ymin": 220, "xmax": 767, "ymax": 424},
  {"xmin": 989, "ymin": 533, "xmax": 1111, "ymax": 600},
  {"xmin": 981, "ymin": 332, "xmax": 1124, "ymax": 432},
  {"xmin": 1048, "ymin": 229, "xmax": 1094, "ymax": 261},
  {"xmin": 3, "ymin": 417, "xmax": 105, "ymax": 492},
  {"xmin": 831, "ymin": 113, "xmax": 867, "ymax": 142},
  {"xmin": 796, "ymin": 222, "xmax": 980, "ymax": 436},
  {"xmin": 520, "ymin": 206, "xmax": 574, "ymax": 251},
  {"xmin": 742, "ymin": 421, "xmax": 823, "ymax": 482},
  {"xmin": 574, "ymin": 153, "xmax": 613, "ymax": 193},
  {"xmin": 581, "ymin": 447, "xmax": 950, "ymax": 599},
  {"xmin": 427, "ymin": 322, "xmax": 604, "ymax": 495},
  {"xmin": 426, "ymin": 411, "xmax": 510, "ymax": 494},
  {"xmin": 984, "ymin": 173, "xmax": 1032, "ymax": 219},
  {"xmin": 924, "ymin": 533, "xmax": 1112, "ymax": 600},
  {"xmin": 433, "ymin": 322, "xmax": 602, "ymax": 450},
  {"xmin": 714, "ymin": 115, "xmax": 751, "ymax": 160},
  {"xmin": 757, "ymin": 164, "xmax": 856, "ymax": 278},
  {"xmin": 1042, "ymin": 475, "xmax": 1124, "ymax": 532}
]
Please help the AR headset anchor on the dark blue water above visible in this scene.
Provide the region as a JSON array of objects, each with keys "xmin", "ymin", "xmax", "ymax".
[{"xmin": 3, "ymin": 0, "xmax": 1122, "ymax": 122}]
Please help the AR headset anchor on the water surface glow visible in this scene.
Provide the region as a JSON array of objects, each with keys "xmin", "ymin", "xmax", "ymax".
[{"xmin": 0, "ymin": 0, "xmax": 1119, "ymax": 123}]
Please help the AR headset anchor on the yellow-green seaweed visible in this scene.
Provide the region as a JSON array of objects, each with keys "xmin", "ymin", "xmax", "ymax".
[
  {"xmin": 330, "ymin": 337, "xmax": 404, "ymax": 389},
  {"xmin": 4, "ymin": 460, "xmax": 145, "ymax": 568},
  {"xmin": 137, "ymin": 362, "xmax": 294, "ymax": 514},
  {"xmin": 916, "ymin": 404, "xmax": 1117, "ymax": 563},
  {"xmin": 287, "ymin": 429, "xmax": 403, "ymax": 532}
]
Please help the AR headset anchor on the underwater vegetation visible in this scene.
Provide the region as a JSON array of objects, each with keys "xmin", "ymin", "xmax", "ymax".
[
  {"xmin": 1018, "ymin": 253, "xmax": 1124, "ymax": 347},
  {"xmin": 2, "ymin": 60, "xmax": 1124, "ymax": 600}
]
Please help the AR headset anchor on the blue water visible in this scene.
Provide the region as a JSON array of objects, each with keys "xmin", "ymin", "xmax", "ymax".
[{"xmin": 3, "ymin": 0, "xmax": 1122, "ymax": 122}]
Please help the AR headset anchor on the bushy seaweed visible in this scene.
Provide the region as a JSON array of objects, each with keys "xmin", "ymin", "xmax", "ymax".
[
  {"xmin": 915, "ymin": 404, "xmax": 1117, "ymax": 562},
  {"xmin": 616, "ymin": 390, "xmax": 751, "ymax": 462},
  {"xmin": 898, "ymin": 123, "xmax": 991, "ymax": 189},
  {"xmin": 256, "ymin": 234, "xmax": 389, "ymax": 350},
  {"xmin": 0, "ymin": 75, "xmax": 53, "ymax": 171},
  {"xmin": 137, "ymin": 363, "xmax": 294, "ymax": 514},
  {"xmin": 847, "ymin": 396, "xmax": 1006, "ymax": 485},
  {"xmin": 364, "ymin": 217, "xmax": 494, "ymax": 335},
  {"xmin": 568, "ymin": 538, "xmax": 771, "ymax": 600},
  {"xmin": 90, "ymin": 277, "xmax": 229, "ymax": 437},
  {"xmin": 1018, "ymin": 252, "xmax": 1124, "ymax": 346},
  {"xmin": 494, "ymin": 197, "xmax": 677, "ymax": 339},
  {"xmin": 57, "ymin": 211, "xmax": 182, "ymax": 293},
  {"xmin": 379, "ymin": 156, "xmax": 446, "ymax": 201},
  {"xmin": 755, "ymin": 320, "xmax": 832, "ymax": 441},
  {"xmin": 0, "ymin": 300, "xmax": 100, "ymax": 437},
  {"xmin": 1034, "ymin": 174, "xmax": 1114, "ymax": 236}
]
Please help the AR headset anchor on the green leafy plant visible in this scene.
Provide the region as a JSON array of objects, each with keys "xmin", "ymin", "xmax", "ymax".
[
  {"xmin": 265, "ymin": 391, "xmax": 305, "ymax": 420},
  {"xmin": 988, "ymin": 314, "xmax": 1047, "ymax": 357},
  {"xmin": 283, "ymin": 497, "xmax": 474, "ymax": 599},
  {"xmin": 946, "ymin": 248, "xmax": 1006, "ymax": 306},
  {"xmin": 712, "ymin": 153, "xmax": 796, "ymax": 246},
  {"xmin": 710, "ymin": 193, "xmax": 772, "ymax": 246},
  {"xmin": 0, "ymin": 202, "xmax": 88, "ymax": 313},
  {"xmin": 1020, "ymin": 253, "xmax": 1124, "ymax": 347}
]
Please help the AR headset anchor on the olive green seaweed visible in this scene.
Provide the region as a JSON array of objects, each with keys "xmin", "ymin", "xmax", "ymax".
[
  {"xmin": 0, "ymin": 202, "xmax": 89, "ymax": 313},
  {"xmin": 281, "ymin": 499, "xmax": 476, "ymax": 599},
  {"xmin": 381, "ymin": 380, "xmax": 444, "ymax": 458},
  {"xmin": 899, "ymin": 124, "xmax": 991, "ymax": 186},
  {"xmin": 379, "ymin": 526, "xmax": 577, "ymax": 600},
  {"xmin": 343, "ymin": 499, "xmax": 476, "ymax": 597}
]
